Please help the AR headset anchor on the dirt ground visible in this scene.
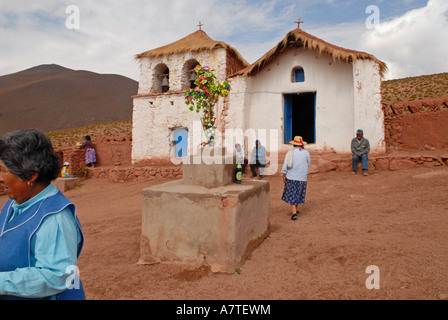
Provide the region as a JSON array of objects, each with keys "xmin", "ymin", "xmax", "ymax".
[{"xmin": 2, "ymin": 164, "xmax": 446, "ymax": 300}]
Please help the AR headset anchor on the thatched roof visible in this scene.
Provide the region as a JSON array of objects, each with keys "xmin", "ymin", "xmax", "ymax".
[
  {"xmin": 232, "ymin": 28, "xmax": 388, "ymax": 78},
  {"xmin": 135, "ymin": 30, "xmax": 249, "ymax": 67}
]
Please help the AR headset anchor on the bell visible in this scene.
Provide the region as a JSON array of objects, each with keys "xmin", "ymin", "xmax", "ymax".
[
  {"xmin": 189, "ymin": 71, "xmax": 197, "ymax": 82},
  {"xmin": 161, "ymin": 76, "xmax": 169, "ymax": 87}
]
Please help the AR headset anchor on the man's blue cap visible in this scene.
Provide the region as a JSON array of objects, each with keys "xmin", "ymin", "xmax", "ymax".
[{"xmin": 357, "ymin": 129, "xmax": 363, "ymax": 134}]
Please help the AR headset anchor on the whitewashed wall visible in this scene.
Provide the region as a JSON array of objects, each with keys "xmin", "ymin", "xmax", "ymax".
[
  {"xmin": 352, "ymin": 59, "xmax": 385, "ymax": 152},
  {"xmin": 132, "ymin": 48, "xmax": 228, "ymax": 163},
  {"xmin": 228, "ymin": 48, "xmax": 355, "ymax": 153}
]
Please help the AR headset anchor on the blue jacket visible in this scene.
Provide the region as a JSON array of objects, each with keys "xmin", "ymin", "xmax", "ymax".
[{"xmin": 0, "ymin": 190, "xmax": 85, "ymax": 300}]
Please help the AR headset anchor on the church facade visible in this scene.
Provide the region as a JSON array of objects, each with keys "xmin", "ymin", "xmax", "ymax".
[
  {"xmin": 132, "ymin": 25, "xmax": 387, "ymax": 164},
  {"xmin": 132, "ymin": 29, "xmax": 248, "ymax": 163}
]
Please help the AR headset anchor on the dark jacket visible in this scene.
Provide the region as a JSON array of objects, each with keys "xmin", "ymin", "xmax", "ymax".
[{"xmin": 351, "ymin": 137, "xmax": 370, "ymax": 155}]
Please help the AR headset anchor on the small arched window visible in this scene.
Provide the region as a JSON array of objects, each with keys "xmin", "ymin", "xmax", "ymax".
[
  {"xmin": 292, "ymin": 67, "xmax": 305, "ymax": 83},
  {"xmin": 153, "ymin": 63, "xmax": 170, "ymax": 93},
  {"xmin": 182, "ymin": 59, "xmax": 200, "ymax": 90}
]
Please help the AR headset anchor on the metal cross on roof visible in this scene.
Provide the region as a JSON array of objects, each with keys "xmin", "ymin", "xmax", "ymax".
[
  {"xmin": 295, "ymin": 18, "xmax": 304, "ymax": 29},
  {"xmin": 197, "ymin": 21, "xmax": 203, "ymax": 30}
]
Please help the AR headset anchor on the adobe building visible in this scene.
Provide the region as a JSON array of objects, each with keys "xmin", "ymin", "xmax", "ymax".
[
  {"xmin": 132, "ymin": 23, "xmax": 387, "ymax": 163},
  {"xmin": 132, "ymin": 28, "xmax": 248, "ymax": 163}
]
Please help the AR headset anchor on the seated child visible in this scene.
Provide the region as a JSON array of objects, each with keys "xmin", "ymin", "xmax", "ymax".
[{"xmin": 61, "ymin": 162, "xmax": 75, "ymax": 178}]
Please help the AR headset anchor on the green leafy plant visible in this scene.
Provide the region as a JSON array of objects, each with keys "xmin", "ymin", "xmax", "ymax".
[{"xmin": 185, "ymin": 65, "xmax": 231, "ymax": 146}]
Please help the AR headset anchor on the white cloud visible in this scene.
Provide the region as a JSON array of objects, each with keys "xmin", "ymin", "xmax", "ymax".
[
  {"xmin": 0, "ymin": 0, "xmax": 292, "ymax": 80},
  {"xmin": 307, "ymin": 22, "xmax": 368, "ymax": 52},
  {"xmin": 0, "ymin": 0, "xmax": 445, "ymax": 81},
  {"xmin": 284, "ymin": 0, "xmax": 447, "ymax": 80},
  {"xmin": 359, "ymin": 0, "xmax": 448, "ymax": 79}
]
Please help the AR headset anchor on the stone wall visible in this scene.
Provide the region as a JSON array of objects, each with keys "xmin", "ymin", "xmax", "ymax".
[
  {"xmin": 55, "ymin": 135, "xmax": 181, "ymax": 183},
  {"xmin": 55, "ymin": 135, "xmax": 132, "ymax": 177},
  {"xmin": 88, "ymin": 165, "xmax": 183, "ymax": 183},
  {"xmin": 311, "ymin": 154, "xmax": 448, "ymax": 174},
  {"xmin": 383, "ymin": 98, "xmax": 448, "ymax": 150},
  {"xmin": 94, "ymin": 135, "xmax": 132, "ymax": 166}
]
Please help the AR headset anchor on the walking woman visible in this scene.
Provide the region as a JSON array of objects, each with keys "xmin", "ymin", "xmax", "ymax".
[
  {"xmin": 281, "ymin": 136, "xmax": 311, "ymax": 220},
  {"xmin": 0, "ymin": 129, "xmax": 85, "ymax": 299}
]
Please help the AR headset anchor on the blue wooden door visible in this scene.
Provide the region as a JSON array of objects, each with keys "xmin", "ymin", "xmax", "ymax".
[
  {"xmin": 284, "ymin": 92, "xmax": 316, "ymax": 144},
  {"xmin": 284, "ymin": 95, "xmax": 293, "ymax": 143},
  {"xmin": 174, "ymin": 129, "xmax": 188, "ymax": 158}
]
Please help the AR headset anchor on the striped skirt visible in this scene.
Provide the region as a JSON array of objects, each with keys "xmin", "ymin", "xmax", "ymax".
[{"xmin": 281, "ymin": 179, "xmax": 307, "ymax": 205}]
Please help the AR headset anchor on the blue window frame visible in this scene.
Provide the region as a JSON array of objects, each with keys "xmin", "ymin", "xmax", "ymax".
[{"xmin": 293, "ymin": 67, "xmax": 305, "ymax": 82}]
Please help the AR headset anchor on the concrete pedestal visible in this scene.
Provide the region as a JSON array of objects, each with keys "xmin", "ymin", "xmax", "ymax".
[
  {"xmin": 54, "ymin": 177, "xmax": 81, "ymax": 192},
  {"xmin": 139, "ymin": 147, "xmax": 271, "ymax": 273},
  {"xmin": 182, "ymin": 147, "xmax": 236, "ymax": 188}
]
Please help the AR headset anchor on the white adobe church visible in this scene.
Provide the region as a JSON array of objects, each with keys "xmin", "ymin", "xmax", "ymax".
[{"xmin": 131, "ymin": 22, "xmax": 387, "ymax": 164}]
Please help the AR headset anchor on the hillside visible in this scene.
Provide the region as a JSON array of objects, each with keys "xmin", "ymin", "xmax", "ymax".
[
  {"xmin": 48, "ymin": 118, "xmax": 133, "ymax": 149},
  {"xmin": 381, "ymin": 72, "xmax": 448, "ymax": 104},
  {"xmin": 0, "ymin": 64, "xmax": 138, "ymax": 136}
]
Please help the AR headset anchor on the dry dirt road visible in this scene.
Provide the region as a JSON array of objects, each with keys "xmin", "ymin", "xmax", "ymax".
[{"xmin": 1, "ymin": 166, "xmax": 447, "ymax": 300}]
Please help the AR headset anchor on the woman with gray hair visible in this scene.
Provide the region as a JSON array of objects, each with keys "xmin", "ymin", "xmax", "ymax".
[{"xmin": 0, "ymin": 129, "xmax": 85, "ymax": 300}]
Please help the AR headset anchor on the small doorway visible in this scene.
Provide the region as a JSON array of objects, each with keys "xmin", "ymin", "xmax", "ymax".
[
  {"xmin": 284, "ymin": 92, "xmax": 316, "ymax": 144},
  {"xmin": 174, "ymin": 129, "xmax": 188, "ymax": 158}
]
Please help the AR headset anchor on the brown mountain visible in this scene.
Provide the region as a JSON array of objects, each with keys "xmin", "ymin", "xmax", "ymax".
[{"xmin": 0, "ymin": 64, "xmax": 138, "ymax": 136}]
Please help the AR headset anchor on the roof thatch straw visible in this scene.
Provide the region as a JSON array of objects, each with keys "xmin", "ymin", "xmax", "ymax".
[
  {"xmin": 135, "ymin": 30, "xmax": 249, "ymax": 67},
  {"xmin": 232, "ymin": 28, "xmax": 388, "ymax": 78}
]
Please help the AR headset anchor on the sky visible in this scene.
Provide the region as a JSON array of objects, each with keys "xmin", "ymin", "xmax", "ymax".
[{"xmin": 0, "ymin": 0, "xmax": 447, "ymax": 81}]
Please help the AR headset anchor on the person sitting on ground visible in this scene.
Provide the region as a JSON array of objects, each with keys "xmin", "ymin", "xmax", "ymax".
[
  {"xmin": 250, "ymin": 140, "xmax": 267, "ymax": 179},
  {"xmin": 351, "ymin": 129, "xmax": 370, "ymax": 176},
  {"xmin": 61, "ymin": 162, "xmax": 74, "ymax": 178}
]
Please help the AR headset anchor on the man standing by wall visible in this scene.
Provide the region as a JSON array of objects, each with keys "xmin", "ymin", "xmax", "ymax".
[{"xmin": 351, "ymin": 129, "xmax": 370, "ymax": 176}]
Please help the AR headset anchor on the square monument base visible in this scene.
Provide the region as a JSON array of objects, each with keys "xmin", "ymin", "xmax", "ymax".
[
  {"xmin": 139, "ymin": 180, "xmax": 270, "ymax": 273},
  {"xmin": 54, "ymin": 177, "xmax": 81, "ymax": 192}
]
